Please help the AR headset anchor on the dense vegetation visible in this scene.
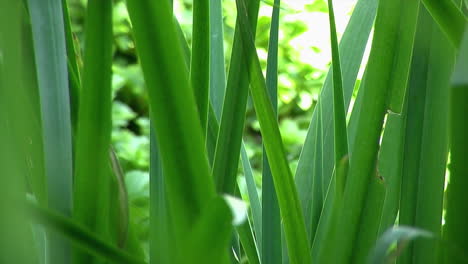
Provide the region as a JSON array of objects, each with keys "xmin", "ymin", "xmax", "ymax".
[{"xmin": 0, "ymin": 0, "xmax": 467, "ymax": 263}]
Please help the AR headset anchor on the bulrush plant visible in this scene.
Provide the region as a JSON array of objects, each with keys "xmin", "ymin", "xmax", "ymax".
[{"xmin": 0, "ymin": 0, "xmax": 467, "ymax": 263}]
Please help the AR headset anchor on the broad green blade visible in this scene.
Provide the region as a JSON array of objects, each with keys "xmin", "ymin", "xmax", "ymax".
[
  {"xmin": 27, "ymin": 0, "xmax": 74, "ymax": 262},
  {"xmin": 72, "ymin": 1, "xmax": 113, "ymax": 263},
  {"xmin": 315, "ymin": 157, "xmax": 348, "ymax": 263},
  {"xmin": 327, "ymin": 0, "xmax": 348, "ymax": 167},
  {"xmin": 319, "ymin": 0, "xmax": 421, "ymax": 262},
  {"xmin": 149, "ymin": 126, "xmax": 172, "ymax": 264},
  {"xmin": 236, "ymin": 219, "xmax": 261, "ymax": 264},
  {"xmin": 182, "ymin": 197, "xmax": 233, "ymax": 264},
  {"xmin": 443, "ymin": 26, "xmax": 468, "ymax": 264},
  {"xmin": 19, "ymin": 4, "xmax": 47, "ymax": 207},
  {"xmin": 422, "ymin": 0, "xmax": 466, "ymax": 47},
  {"xmin": 205, "ymin": 0, "xmax": 261, "ymax": 255},
  {"xmin": 209, "ymin": 0, "xmax": 227, "ymax": 118},
  {"xmin": 309, "ymin": 102, "xmax": 323, "ymax": 244},
  {"xmin": 126, "ymin": 0, "xmax": 217, "ymax": 250},
  {"xmin": 386, "ymin": 0, "xmax": 423, "ymax": 114},
  {"xmin": 207, "ymin": 103, "xmax": 261, "ymax": 263},
  {"xmin": 235, "ymin": 0, "xmax": 312, "ymax": 262},
  {"xmin": 0, "ymin": 3, "xmax": 39, "ymax": 262},
  {"xmin": 211, "ymin": 0, "xmax": 260, "ymax": 194},
  {"xmin": 262, "ymin": 0, "xmax": 282, "ymax": 263},
  {"xmin": 377, "ymin": 111, "xmax": 407, "ymax": 234},
  {"xmin": 26, "ymin": 200, "xmax": 146, "ymax": 264},
  {"xmin": 294, "ymin": 0, "xmax": 378, "ymax": 242},
  {"xmin": 191, "ymin": 0, "xmax": 210, "ymax": 134},
  {"xmin": 62, "ymin": 0, "xmax": 81, "ymax": 135},
  {"xmin": 241, "ymin": 144, "xmax": 263, "ymax": 254},
  {"xmin": 369, "ymin": 226, "xmax": 432, "ymax": 264},
  {"xmin": 399, "ymin": 7, "xmax": 455, "ymax": 264},
  {"xmin": 351, "ymin": 166, "xmax": 386, "ymax": 263}
]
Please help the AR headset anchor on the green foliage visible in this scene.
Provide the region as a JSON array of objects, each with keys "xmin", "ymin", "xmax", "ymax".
[{"xmin": 2, "ymin": 0, "xmax": 467, "ymax": 263}]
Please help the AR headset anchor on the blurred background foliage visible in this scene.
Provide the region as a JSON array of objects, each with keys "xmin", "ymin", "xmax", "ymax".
[{"xmin": 67, "ymin": 0, "xmax": 356, "ymax": 253}]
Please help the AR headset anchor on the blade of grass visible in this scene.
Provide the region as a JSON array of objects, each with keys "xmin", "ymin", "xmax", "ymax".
[
  {"xmin": 209, "ymin": 0, "xmax": 227, "ymax": 118},
  {"xmin": 235, "ymin": 0, "xmax": 312, "ymax": 262},
  {"xmin": 399, "ymin": 7, "xmax": 455, "ymax": 264},
  {"xmin": 397, "ymin": 9, "xmax": 433, "ymax": 264},
  {"xmin": 444, "ymin": 26, "xmax": 468, "ymax": 264},
  {"xmin": 241, "ymin": 144, "xmax": 263, "ymax": 255},
  {"xmin": 262, "ymin": 0, "xmax": 282, "ymax": 263},
  {"xmin": 294, "ymin": 0, "xmax": 378, "ymax": 243},
  {"xmin": 27, "ymin": 0, "xmax": 74, "ymax": 262},
  {"xmin": 72, "ymin": 1, "xmax": 113, "ymax": 263},
  {"xmin": 0, "ymin": 3, "xmax": 39, "ymax": 262},
  {"xmin": 422, "ymin": 0, "xmax": 466, "ymax": 47},
  {"xmin": 377, "ymin": 111, "xmax": 407, "ymax": 234},
  {"xmin": 236, "ymin": 218, "xmax": 261, "ymax": 264},
  {"xmin": 211, "ymin": 0, "xmax": 260, "ymax": 194},
  {"xmin": 20, "ymin": 4, "xmax": 47, "ymax": 207},
  {"xmin": 204, "ymin": 0, "xmax": 261, "ymax": 255},
  {"xmin": 328, "ymin": 0, "xmax": 348, "ymax": 168},
  {"xmin": 125, "ymin": 0, "xmax": 217, "ymax": 250},
  {"xmin": 62, "ymin": 0, "xmax": 81, "ymax": 135},
  {"xmin": 369, "ymin": 227, "xmax": 432, "ymax": 264},
  {"xmin": 351, "ymin": 164, "xmax": 386, "ymax": 263},
  {"xmin": 182, "ymin": 197, "xmax": 233, "ymax": 264},
  {"xmin": 191, "ymin": 0, "xmax": 210, "ymax": 134},
  {"xmin": 26, "ymin": 200, "xmax": 146, "ymax": 264},
  {"xmin": 318, "ymin": 0, "xmax": 421, "ymax": 262},
  {"xmin": 412, "ymin": 23, "xmax": 453, "ymax": 263},
  {"xmin": 149, "ymin": 125, "xmax": 172, "ymax": 264},
  {"xmin": 309, "ymin": 101, "xmax": 323, "ymax": 244}
]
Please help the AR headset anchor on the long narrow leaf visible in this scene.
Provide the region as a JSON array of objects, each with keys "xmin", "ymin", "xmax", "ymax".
[
  {"xmin": 442, "ymin": 23, "xmax": 468, "ymax": 264},
  {"xmin": 294, "ymin": 0, "xmax": 378, "ymax": 242},
  {"xmin": 211, "ymin": 0, "xmax": 260, "ymax": 194},
  {"xmin": 235, "ymin": 0, "xmax": 312, "ymax": 262},
  {"xmin": 27, "ymin": 0, "xmax": 74, "ymax": 262},
  {"xmin": 327, "ymin": 0, "xmax": 348, "ymax": 167},
  {"xmin": 0, "ymin": 4, "xmax": 39, "ymax": 262},
  {"xmin": 262, "ymin": 0, "xmax": 282, "ymax": 263},
  {"xmin": 26, "ymin": 200, "xmax": 146, "ymax": 264},
  {"xmin": 126, "ymin": 0, "xmax": 217, "ymax": 249},
  {"xmin": 319, "ymin": 0, "xmax": 421, "ymax": 262},
  {"xmin": 191, "ymin": 0, "xmax": 210, "ymax": 134},
  {"xmin": 72, "ymin": 1, "xmax": 113, "ymax": 263},
  {"xmin": 422, "ymin": 0, "xmax": 466, "ymax": 47},
  {"xmin": 399, "ymin": 7, "xmax": 455, "ymax": 264}
]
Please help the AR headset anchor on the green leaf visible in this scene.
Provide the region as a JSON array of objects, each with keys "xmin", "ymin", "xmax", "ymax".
[
  {"xmin": 26, "ymin": 200, "xmax": 146, "ymax": 264},
  {"xmin": 262, "ymin": 0, "xmax": 282, "ymax": 263},
  {"xmin": 422, "ymin": 0, "xmax": 466, "ymax": 47},
  {"xmin": 236, "ymin": 219, "xmax": 261, "ymax": 264},
  {"xmin": 211, "ymin": 0, "xmax": 260, "ymax": 194},
  {"xmin": 0, "ymin": 3, "xmax": 39, "ymax": 262},
  {"xmin": 294, "ymin": 0, "xmax": 378, "ymax": 244},
  {"xmin": 241, "ymin": 144, "xmax": 263, "ymax": 255},
  {"xmin": 191, "ymin": 0, "xmax": 210, "ymax": 134},
  {"xmin": 368, "ymin": 226, "xmax": 432, "ymax": 264},
  {"xmin": 126, "ymin": 0, "xmax": 217, "ymax": 250},
  {"xmin": 327, "ymin": 0, "xmax": 348, "ymax": 166},
  {"xmin": 61, "ymin": 0, "xmax": 81, "ymax": 135},
  {"xmin": 182, "ymin": 197, "xmax": 233, "ymax": 264},
  {"xmin": 27, "ymin": 0, "xmax": 74, "ymax": 262},
  {"xmin": 319, "ymin": 0, "xmax": 421, "ymax": 262},
  {"xmin": 209, "ymin": 0, "xmax": 227, "ymax": 118},
  {"xmin": 443, "ymin": 26, "xmax": 468, "ymax": 264},
  {"xmin": 235, "ymin": 0, "xmax": 312, "ymax": 262},
  {"xmin": 72, "ymin": 1, "xmax": 113, "ymax": 263},
  {"xmin": 398, "ymin": 7, "xmax": 455, "ymax": 264},
  {"xmin": 377, "ymin": 112, "xmax": 407, "ymax": 234}
]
